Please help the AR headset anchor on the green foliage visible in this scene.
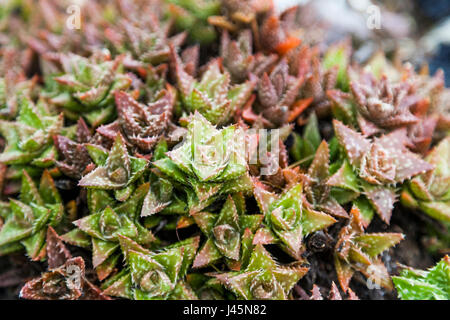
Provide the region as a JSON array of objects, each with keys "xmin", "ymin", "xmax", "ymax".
[
  {"xmin": 401, "ymin": 137, "xmax": 450, "ymax": 222},
  {"xmin": 153, "ymin": 112, "xmax": 252, "ymax": 213},
  {"xmin": 393, "ymin": 255, "xmax": 450, "ymax": 300},
  {"xmin": 289, "ymin": 113, "xmax": 321, "ymax": 167},
  {"xmin": 0, "ymin": 171, "xmax": 64, "ymax": 259},
  {"xmin": 0, "ymin": 0, "xmax": 448, "ymax": 302},
  {"xmin": 47, "ymin": 53, "xmax": 131, "ymax": 127},
  {"xmin": 172, "ymin": 51, "xmax": 254, "ymax": 125},
  {"xmin": 163, "ymin": 0, "xmax": 220, "ymax": 44}
]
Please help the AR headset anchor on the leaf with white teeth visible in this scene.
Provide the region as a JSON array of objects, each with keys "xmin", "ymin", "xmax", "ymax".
[{"xmin": 334, "ymin": 205, "xmax": 404, "ymax": 292}]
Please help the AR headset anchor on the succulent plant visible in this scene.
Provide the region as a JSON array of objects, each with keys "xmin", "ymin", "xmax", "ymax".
[
  {"xmin": 96, "ymin": 90, "xmax": 181, "ymax": 156},
  {"xmin": 295, "ymin": 41, "xmax": 351, "ymax": 119},
  {"xmin": 0, "ymin": 0, "xmax": 448, "ymax": 302},
  {"xmin": 153, "ymin": 112, "xmax": 252, "ymax": 213},
  {"xmin": 68, "ymin": 174, "xmax": 155, "ymax": 274},
  {"xmin": 289, "ymin": 112, "xmax": 321, "ymax": 167},
  {"xmin": 171, "ymin": 48, "xmax": 255, "ymax": 125},
  {"xmin": 0, "ymin": 95, "xmax": 62, "ymax": 172},
  {"xmin": 59, "ymin": 134, "xmax": 154, "ymax": 280},
  {"xmin": 78, "ymin": 134, "xmax": 148, "ymax": 191},
  {"xmin": 350, "ymin": 73, "xmax": 419, "ymax": 136},
  {"xmin": 104, "ymin": 1, "xmax": 186, "ymax": 67},
  {"xmin": 402, "ymin": 66, "xmax": 449, "ymax": 133},
  {"xmin": 54, "ymin": 118, "xmax": 92, "ymax": 180},
  {"xmin": 66, "ymin": 181, "xmax": 155, "ymax": 281},
  {"xmin": 334, "ymin": 205, "xmax": 404, "ymax": 292},
  {"xmin": 20, "ymin": 256, "xmax": 109, "ymax": 300},
  {"xmin": 213, "ymin": 244, "xmax": 309, "ymax": 300},
  {"xmin": 20, "ymin": 227, "xmax": 110, "ymax": 300},
  {"xmin": 393, "ymin": 255, "xmax": 450, "ymax": 300},
  {"xmin": 286, "ymin": 42, "xmax": 350, "ymax": 120},
  {"xmin": 246, "ymin": 127, "xmax": 294, "ymax": 190},
  {"xmin": 253, "ymin": 181, "xmax": 336, "ymax": 260},
  {"xmin": 327, "ymin": 120, "xmax": 433, "ymax": 223},
  {"xmin": 305, "ymin": 282, "xmax": 358, "ymax": 300},
  {"xmin": 102, "ymin": 235, "xmax": 199, "ymax": 300},
  {"xmin": 253, "ymin": 59, "xmax": 303, "ymax": 127},
  {"xmin": 300, "ymin": 140, "xmax": 349, "ymax": 219},
  {"xmin": 0, "ymin": 48, "xmax": 37, "ymax": 120},
  {"xmin": 220, "ymin": 30, "xmax": 277, "ymax": 83},
  {"xmin": 24, "ymin": 0, "xmax": 105, "ymax": 55},
  {"xmin": 192, "ymin": 194, "xmax": 263, "ymax": 269},
  {"xmin": 164, "ymin": 0, "xmax": 220, "ymax": 44},
  {"xmin": 47, "ymin": 52, "xmax": 131, "ymax": 127},
  {"xmin": 0, "ymin": 170, "xmax": 64, "ymax": 260},
  {"xmin": 401, "ymin": 137, "xmax": 450, "ymax": 222}
]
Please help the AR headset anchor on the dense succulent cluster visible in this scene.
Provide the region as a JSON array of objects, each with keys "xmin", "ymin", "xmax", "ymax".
[{"xmin": 0, "ymin": 0, "xmax": 449, "ymax": 301}]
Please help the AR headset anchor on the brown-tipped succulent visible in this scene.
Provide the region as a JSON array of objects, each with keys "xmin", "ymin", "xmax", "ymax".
[
  {"xmin": 220, "ymin": 30, "xmax": 277, "ymax": 83},
  {"xmin": 78, "ymin": 134, "xmax": 148, "ymax": 191},
  {"xmin": 294, "ymin": 42, "xmax": 351, "ymax": 119},
  {"xmin": 334, "ymin": 206, "xmax": 404, "ymax": 292},
  {"xmin": 327, "ymin": 120, "xmax": 433, "ymax": 224},
  {"xmin": 251, "ymin": 59, "xmax": 303, "ymax": 127},
  {"xmin": 350, "ymin": 73, "xmax": 420, "ymax": 136},
  {"xmin": 171, "ymin": 47, "xmax": 255, "ymax": 125},
  {"xmin": 23, "ymin": 0, "xmax": 105, "ymax": 59},
  {"xmin": 96, "ymin": 90, "xmax": 179, "ymax": 156},
  {"xmin": 104, "ymin": 0, "xmax": 187, "ymax": 68},
  {"xmin": 54, "ymin": 118, "xmax": 92, "ymax": 180},
  {"xmin": 20, "ymin": 227, "xmax": 110, "ymax": 300}
]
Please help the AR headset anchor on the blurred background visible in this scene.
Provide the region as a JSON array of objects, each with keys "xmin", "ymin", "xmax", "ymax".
[{"xmin": 276, "ymin": 0, "xmax": 450, "ymax": 84}]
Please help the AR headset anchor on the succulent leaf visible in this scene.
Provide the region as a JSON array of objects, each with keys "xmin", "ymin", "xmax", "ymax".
[
  {"xmin": 330, "ymin": 120, "xmax": 433, "ymax": 223},
  {"xmin": 48, "ymin": 53, "xmax": 131, "ymax": 127},
  {"xmin": 172, "ymin": 48, "xmax": 254, "ymax": 125},
  {"xmin": 79, "ymin": 134, "xmax": 148, "ymax": 190},
  {"xmin": 153, "ymin": 112, "xmax": 251, "ymax": 213},
  {"xmin": 214, "ymin": 244, "xmax": 308, "ymax": 300},
  {"xmin": 393, "ymin": 255, "xmax": 450, "ymax": 300},
  {"xmin": 401, "ymin": 137, "xmax": 450, "ymax": 222},
  {"xmin": 0, "ymin": 170, "xmax": 64, "ymax": 260},
  {"xmin": 254, "ymin": 181, "xmax": 336, "ymax": 259},
  {"xmin": 193, "ymin": 195, "xmax": 263, "ymax": 268},
  {"xmin": 334, "ymin": 206, "xmax": 404, "ymax": 292}
]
